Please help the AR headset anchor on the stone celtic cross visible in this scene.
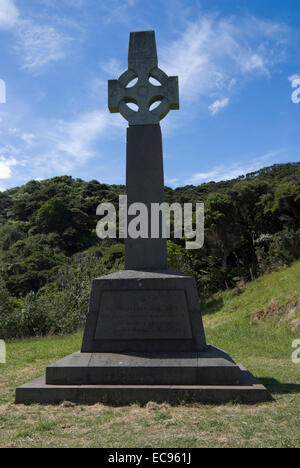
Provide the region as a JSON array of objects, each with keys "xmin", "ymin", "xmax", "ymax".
[
  {"xmin": 108, "ymin": 30, "xmax": 180, "ymax": 270},
  {"xmin": 108, "ymin": 31, "xmax": 179, "ymax": 125}
]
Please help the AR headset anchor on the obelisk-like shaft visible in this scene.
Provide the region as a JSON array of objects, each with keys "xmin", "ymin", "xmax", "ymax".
[
  {"xmin": 125, "ymin": 124, "xmax": 167, "ymax": 270},
  {"xmin": 108, "ymin": 30, "xmax": 179, "ymax": 270}
]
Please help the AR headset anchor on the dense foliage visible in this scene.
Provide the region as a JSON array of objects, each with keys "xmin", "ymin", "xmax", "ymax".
[{"xmin": 0, "ymin": 162, "xmax": 299, "ymax": 339}]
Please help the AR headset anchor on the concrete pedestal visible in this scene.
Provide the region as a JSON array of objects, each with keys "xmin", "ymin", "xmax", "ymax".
[
  {"xmin": 15, "ymin": 363, "xmax": 269, "ymax": 405},
  {"xmin": 15, "ymin": 270, "xmax": 269, "ymax": 404},
  {"xmin": 81, "ymin": 270, "xmax": 207, "ymax": 353},
  {"xmin": 45, "ymin": 346, "xmax": 239, "ymax": 386}
]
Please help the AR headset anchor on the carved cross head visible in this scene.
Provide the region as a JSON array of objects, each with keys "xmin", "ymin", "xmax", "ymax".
[{"xmin": 108, "ymin": 31, "xmax": 179, "ymax": 126}]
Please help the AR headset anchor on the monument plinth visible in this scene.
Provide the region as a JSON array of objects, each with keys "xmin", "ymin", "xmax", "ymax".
[
  {"xmin": 81, "ymin": 270, "xmax": 206, "ymax": 354},
  {"xmin": 16, "ymin": 31, "xmax": 268, "ymax": 405}
]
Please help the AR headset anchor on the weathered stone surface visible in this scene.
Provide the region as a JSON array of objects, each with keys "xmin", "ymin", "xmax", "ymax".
[
  {"xmin": 108, "ymin": 31, "xmax": 179, "ymax": 125},
  {"xmin": 95, "ymin": 289, "xmax": 192, "ymax": 340},
  {"xmin": 81, "ymin": 270, "xmax": 206, "ymax": 353},
  {"xmin": 45, "ymin": 346, "xmax": 239, "ymax": 386},
  {"xmin": 16, "ymin": 365, "xmax": 270, "ymax": 405},
  {"xmin": 125, "ymin": 124, "xmax": 167, "ymax": 270}
]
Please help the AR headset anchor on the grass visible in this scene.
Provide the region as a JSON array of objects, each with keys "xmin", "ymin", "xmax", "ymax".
[{"xmin": 0, "ymin": 263, "xmax": 300, "ymax": 448}]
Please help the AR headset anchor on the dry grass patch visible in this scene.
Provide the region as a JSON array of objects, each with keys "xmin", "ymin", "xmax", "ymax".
[{"xmin": 0, "ymin": 395, "xmax": 299, "ymax": 448}]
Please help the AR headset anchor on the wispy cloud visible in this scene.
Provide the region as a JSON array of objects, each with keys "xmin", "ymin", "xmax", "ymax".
[
  {"xmin": 0, "ymin": 103, "xmax": 124, "ymax": 186},
  {"xmin": 14, "ymin": 19, "xmax": 71, "ymax": 71},
  {"xmin": 185, "ymin": 151, "xmax": 283, "ymax": 184},
  {"xmin": 55, "ymin": 111, "xmax": 114, "ymax": 163},
  {"xmin": 0, "ymin": 0, "xmax": 19, "ymax": 29},
  {"xmin": 101, "ymin": 0, "xmax": 137, "ymax": 25},
  {"xmin": 21, "ymin": 133, "xmax": 36, "ymax": 145},
  {"xmin": 101, "ymin": 58, "xmax": 124, "ymax": 78},
  {"xmin": 165, "ymin": 176, "xmax": 179, "ymax": 187},
  {"xmin": 160, "ymin": 15, "xmax": 289, "ymax": 109},
  {"xmin": 0, "ymin": 0, "xmax": 75, "ymax": 72},
  {"xmin": 30, "ymin": 109, "xmax": 124, "ymax": 176},
  {"xmin": 208, "ymin": 97, "xmax": 229, "ymax": 116}
]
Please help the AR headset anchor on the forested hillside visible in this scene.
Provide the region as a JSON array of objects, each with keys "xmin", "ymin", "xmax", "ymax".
[{"xmin": 0, "ymin": 162, "xmax": 299, "ymax": 339}]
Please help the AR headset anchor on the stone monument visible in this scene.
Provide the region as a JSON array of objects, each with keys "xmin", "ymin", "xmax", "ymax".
[{"xmin": 16, "ymin": 31, "xmax": 268, "ymax": 404}]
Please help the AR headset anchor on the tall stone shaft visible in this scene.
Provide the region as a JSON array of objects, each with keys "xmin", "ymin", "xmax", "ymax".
[
  {"xmin": 125, "ymin": 124, "xmax": 167, "ymax": 270},
  {"xmin": 108, "ymin": 30, "xmax": 179, "ymax": 270}
]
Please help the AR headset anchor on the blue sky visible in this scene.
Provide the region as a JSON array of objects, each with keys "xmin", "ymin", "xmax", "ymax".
[{"xmin": 0, "ymin": 0, "xmax": 300, "ymax": 191}]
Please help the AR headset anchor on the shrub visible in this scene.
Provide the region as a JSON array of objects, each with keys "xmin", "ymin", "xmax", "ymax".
[
  {"xmin": 0, "ymin": 251, "xmax": 116, "ymax": 339},
  {"xmin": 255, "ymin": 229, "xmax": 300, "ymax": 273}
]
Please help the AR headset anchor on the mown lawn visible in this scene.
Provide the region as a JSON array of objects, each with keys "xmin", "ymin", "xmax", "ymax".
[{"xmin": 0, "ymin": 263, "xmax": 300, "ymax": 448}]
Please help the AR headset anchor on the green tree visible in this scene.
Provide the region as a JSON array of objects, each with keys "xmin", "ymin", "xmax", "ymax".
[
  {"xmin": 37, "ymin": 198, "xmax": 71, "ymax": 233},
  {"xmin": 272, "ymin": 182, "xmax": 300, "ymax": 228},
  {"xmin": 205, "ymin": 193, "xmax": 242, "ymax": 268}
]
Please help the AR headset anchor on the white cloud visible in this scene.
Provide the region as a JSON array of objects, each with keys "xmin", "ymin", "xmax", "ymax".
[
  {"xmin": 101, "ymin": 58, "xmax": 124, "ymax": 77},
  {"xmin": 0, "ymin": 0, "xmax": 19, "ymax": 29},
  {"xmin": 160, "ymin": 15, "xmax": 289, "ymax": 105},
  {"xmin": 21, "ymin": 133, "xmax": 36, "ymax": 145},
  {"xmin": 101, "ymin": 0, "xmax": 137, "ymax": 25},
  {"xmin": 32, "ymin": 109, "xmax": 124, "ymax": 176},
  {"xmin": 0, "ymin": 77, "xmax": 125, "ymax": 182},
  {"xmin": 56, "ymin": 111, "xmax": 112, "ymax": 161},
  {"xmin": 0, "ymin": 1, "xmax": 74, "ymax": 71},
  {"xmin": 185, "ymin": 152, "xmax": 282, "ymax": 184},
  {"xmin": 241, "ymin": 53, "xmax": 269, "ymax": 75},
  {"xmin": 0, "ymin": 155, "xmax": 17, "ymax": 179},
  {"xmin": 14, "ymin": 20, "xmax": 71, "ymax": 71},
  {"xmin": 208, "ymin": 97, "xmax": 229, "ymax": 116},
  {"xmin": 89, "ymin": 77, "xmax": 108, "ymax": 101},
  {"xmin": 165, "ymin": 177, "xmax": 179, "ymax": 187}
]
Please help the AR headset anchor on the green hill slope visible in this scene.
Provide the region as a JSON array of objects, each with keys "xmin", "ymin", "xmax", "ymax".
[{"xmin": 203, "ymin": 261, "xmax": 300, "ymax": 388}]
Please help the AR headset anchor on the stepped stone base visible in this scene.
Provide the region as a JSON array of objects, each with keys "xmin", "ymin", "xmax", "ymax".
[
  {"xmin": 45, "ymin": 346, "xmax": 239, "ymax": 386},
  {"xmin": 15, "ymin": 269, "xmax": 269, "ymax": 404},
  {"xmin": 15, "ymin": 346, "xmax": 269, "ymax": 404},
  {"xmin": 15, "ymin": 365, "xmax": 269, "ymax": 405}
]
